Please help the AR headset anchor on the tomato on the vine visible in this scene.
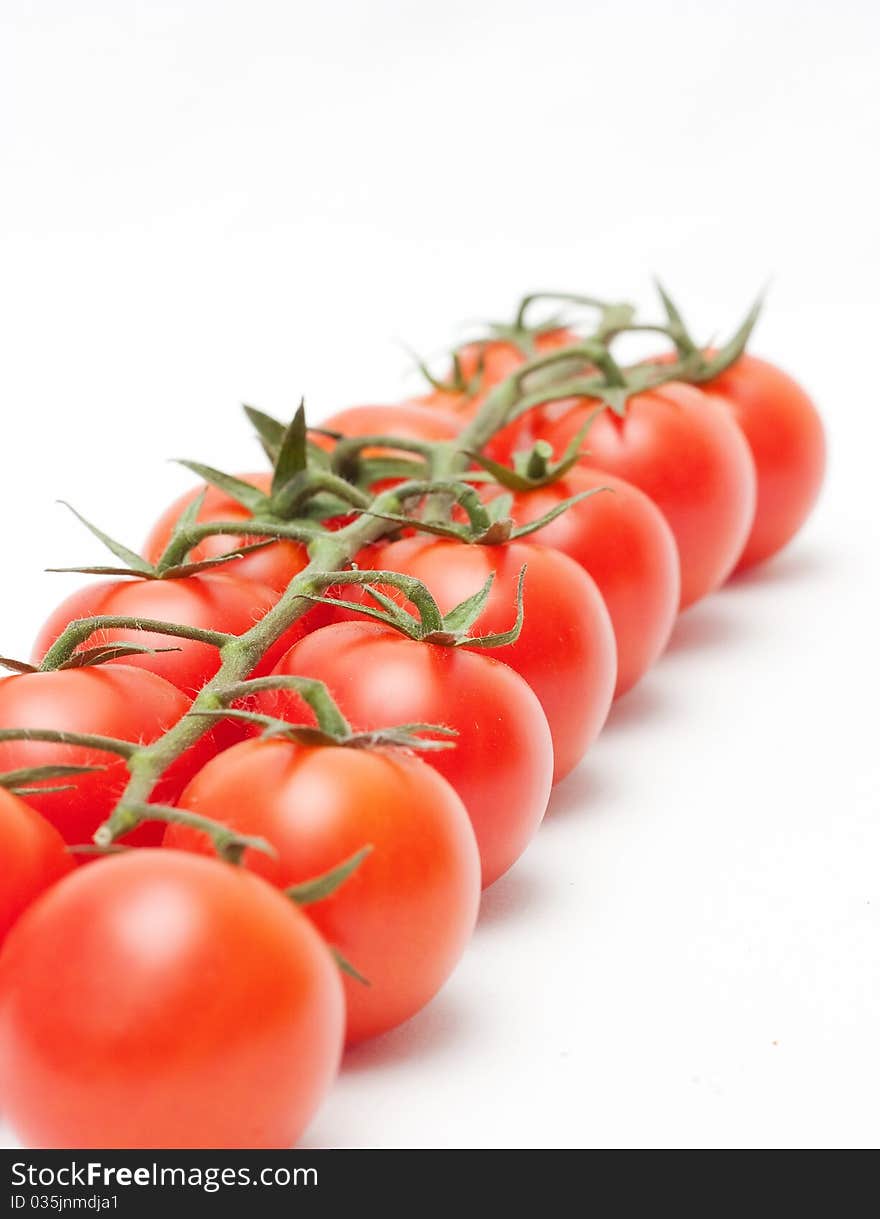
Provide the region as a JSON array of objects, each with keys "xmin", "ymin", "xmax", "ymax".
[
  {"xmin": 512, "ymin": 384, "xmax": 757, "ymax": 609},
  {"xmin": 144, "ymin": 472, "xmax": 310, "ymax": 594},
  {"xmin": 0, "ymin": 666, "xmax": 216, "ymax": 850},
  {"xmin": 30, "ymin": 572, "xmax": 325, "ymax": 708},
  {"xmin": 454, "ymin": 328, "xmax": 579, "ymax": 393},
  {"xmin": 165, "ymin": 737, "xmax": 481, "ymax": 1045},
  {"xmin": 701, "ymin": 353, "xmax": 825, "ymax": 572},
  {"xmin": 347, "ymin": 536, "xmax": 617, "ymax": 784},
  {"xmin": 0, "ymin": 850, "xmax": 344, "ymax": 1148},
  {"xmin": 262, "ymin": 620, "xmax": 554, "ymax": 888},
  {"xmin": 485, "ymin": 467, "xmax": 680, "ymax": 698},
  {"xmin": 0, "ymin": 788, "xmax": 73, "ymax": 944}
]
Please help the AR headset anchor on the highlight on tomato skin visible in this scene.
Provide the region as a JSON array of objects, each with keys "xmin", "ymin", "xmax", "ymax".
[
  {"xmin": 0, "ymin": 666, "xmax": 218, "ymax": 853},
  {"xmin": 0, "ymin": 850, "xmax": 345, "ymax": 1149},
  {"xmin": 144, "ymin": 471, "xmax": 311, "ymax": 594},
  {"xmin": 0, "ymin": 788, "xmax": 73, "ymax": 946},
  {"xmin": 484, "ymin": 467, "xmax": 681, "ymax": 699},
  {"xmin": 262, "ymin": 620, "xmax": 555, "ymax": 888},
  {"xmin": 165, "ymin": 736, "xmax": 482, "ymax": 1046},
  {"xmin": 344, "ymin": 535, "xmax": 617, "ymax": 783}
]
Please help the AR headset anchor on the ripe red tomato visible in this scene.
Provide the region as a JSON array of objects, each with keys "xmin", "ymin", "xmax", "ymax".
[
  {"xmin": 263, "ymin": 621, "xmax": 554, "ymax": 888},
  {"xmin": 0, "ymin": 789, "xmax": 73, "ymax": 944},
  {"xmin": 144, "ymin": 472, "xmax": 311, "ymax": 594},
  {"xmin": 485, "ymin": 468, "xmax": 680, "ymax": 698},
  {"xmin": 522, "ymin": 385, "xmax": 757, "ymax": 608},
  {"xmin": 31, "ymin": 572, "xmax": 288, "ymax": 700},
  {"xmin": 0, "ymin": 666, "xmax": 216, "ymax": 850},
  {"xmin": 316, "ymin": 403, "xmax": 463, "ymax": 451},
  {"xmin": 165, "ymin": 738, "xmax": 481, "ymax": 1045},
  {"xmin": 0, "ymin": 850, "xmax": 344, "ymax": 1148},
  {"xmin": 702, "ymin": 354, "xmax": 826, "ymax": 572},
  {"xmin": 351, "ymin": 537, "xmax": 617, "ymax": 784},
  {"xmin": 454, "ymin": 328, "xmax": 580, "ymax": 392}
]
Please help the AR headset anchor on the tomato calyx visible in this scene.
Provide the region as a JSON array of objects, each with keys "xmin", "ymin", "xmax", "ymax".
[
  {"xmin": 308, "ymin": 564, "xmax": 527, "ymax": 649},
  {"xmin": 192, "ymin": 673, "xmax": 459, "ymax": 754},
  {"xmin": 466, "ymin": 415, "xmax": 599, "ymax": 491}
]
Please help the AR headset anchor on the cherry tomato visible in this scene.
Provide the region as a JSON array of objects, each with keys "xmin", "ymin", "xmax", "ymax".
[
  {"xmin": 31, "ymin": 572, "xmax": 291, "ymax": 702},
  {"xmin": 702, "ymin": 354, "xmax": 826, "ymax": 572},
  {"xmin": 318, "ymin": 402, "xmax": 462, "ymax": 445},
  {"xmin": 350, "ymin": 537, "xmax": 617, "ymax": 784},
  {"xmin": 144, "ymin": 471, "xmax": 310, "ymax": 594},
  {"xmin": 0, "ymin": 850, "xmax": 344, "ymax": 1148},
  {"xmin": 486, "ymin": 468, "xmax": 680, "ymax": 698},
  {"xmin": 0, "ymin": 666, "xmax": 216, "ymax": 850},
  {"xmin": 165, "ymin": 738, "xmax": 481, "ymax": 1045},
  {"xmin": 0, "ymin": 789, "xmax": 73, "ymax": 944},
  {"xmin": 454, "ymin": 328, "xmax": 580, "ymax": 392},
  {"xmin": 523, "ymin": 385, "xmax": 757, "ymax": 609},
  {"xmin": 263, "ymin": 620, "xmax": 554, "ymax": 887}
]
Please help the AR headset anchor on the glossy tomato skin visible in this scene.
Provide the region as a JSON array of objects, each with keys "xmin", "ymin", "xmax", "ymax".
[
  {"xmin": 31, "ymin": 572, "xmax": 288, "ymax": 701},
  {"xmin": 531, "ymin": 385, "xmax": 757, "ymax": 609},
  {"xmin": 704, "ymin": 354, "xmax": 826, "ymax": 572},
  {"xmin": 165, "ymin": 739, "xmax": 481, "ymax": 1045},
  {"xmin": 263, "ymin": 621, "xmax": 554, "ymax": 888},
  {"xmin": 0, "ymin": 667, "xmax": 216, "ymax": 851},
  {"xmin": 0, "ymin": 850, "xmax": 344, "ymax": 1148},
  {"xmin": 351, "ymin": 537, "xmax": 617, "ymax": 784},
  {"xmin": 0, "ymin": 789, "xmax": 73, "ymax": 945},
  {"xmin": 144, "ymin": 472, "xmax": 309, "ymax": 594},
  {"xmin": 491, "ymin": 467, "xmax": 680, "ymax": 698}
]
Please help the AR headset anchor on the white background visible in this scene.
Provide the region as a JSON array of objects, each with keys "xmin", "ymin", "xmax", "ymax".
[{"xmin": 2, "ymin": 1, "xmax": 878, "ymax": 1150}]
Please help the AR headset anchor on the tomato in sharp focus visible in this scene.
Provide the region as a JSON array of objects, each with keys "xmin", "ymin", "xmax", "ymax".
[
  {"xmin": 30, "ymin": 572, "xmax": 321, "ymax": 707},
  {"xmin": 486, "ymin": 467, "xmax": 680, "ymax": 698},
  {"xmin": 144, "ymin": 472, "xmax": 310, "ymax": 595},
  {"xmin": 701, "ymin": 353, "xmax": 826, "ymax": 572},
  {"xmin": 348, "ymin": 537, "xmax": 617, "ymax": 784},
  {"xmin": 0, "ymin": 850, "xmax": 344, "ymax": 1148},
  {"xmin": 261, "ymin": 621, "xmax": 554, "ymax": 888},
  {"xmin": 0, "ymin": 666, "xmax": 216, "ymax": 851},
  {"xmin": 0, "ymin": 789, "xmax": 73, "ymax": 945},
  {"xmin": 164, "ymin": 738, "xmax": 481, "ymax": 1045},
  {"xmin": 523, "ymin": 384, "xmax": 757, "ymax": 609}
]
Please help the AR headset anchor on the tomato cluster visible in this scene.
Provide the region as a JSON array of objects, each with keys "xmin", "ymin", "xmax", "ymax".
[{"xmin": 0, "ymin": 288, "xmax": 824, "ymax": 1149}]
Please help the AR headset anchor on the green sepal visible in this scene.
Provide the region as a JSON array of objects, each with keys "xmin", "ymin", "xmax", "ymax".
[
  {"xmin": 56, "ymin": 643, "xmax": 183, "ymax": 670},
  {"xmin": 286, "ymin": 846, "xmax": 373, "ymax": 907},
  {"xmin": 331, "ymin": 946, "xmax": 370, "ymax": 986},
  {"xmin": 58, "ymin": 502, "xmax": 154, "ymax": 574},
  {"xmin": 271, "ymin": 400, "xmax": 309, "ymax": 497},
  {"xmin": 174, "ymin": 461, "xmax": 271, "ymax": 515},
  {"xmin": 0, "ymin": 763, "xmax": 106, "ymax": 789},
  {"xmin": 0, "ymin": 656, "xmax": 38, "ymax": 675}
]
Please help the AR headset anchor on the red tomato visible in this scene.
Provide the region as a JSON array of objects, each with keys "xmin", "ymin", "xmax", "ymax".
[
  {"xmin": 165, "ymin": 738, "xmax": 481, "ymax": 1045},
  {"xmin": 702, "ymin": 354, "xmax": 826, "ymax": 571},
  {"xmin": 0, "ymin": 789, "xmax": 73, "ymax": 944},
  {"xmin": 0, "ymin": 850, "xmax": 344, "ymax": 1148},
  {"xmin": 350, "ymin": 537, "xmax": 617, "ymax": 784},
  {"xmin": 0, "ymin": 666, "xmax": 216, "ymax": 850},
  {"xmin": 524, "ymin": 385, "xmax": 757, "ymax": 609},
  {"xmin": 144, "ymin": 472, "xmax": 309, "ymax": 594},
  {"xmin": 263, "ymin": 621, "xmax": 554, "ymax": 887},
  {"xmin": 317, "ymin": 403, "xmax": 462, "ymax": 448},
  {"xmin": 488, "ymin": 467, "xmax": 680, "ymax": 697},
  {"xmin": 454, "ymin": 328, "xmax": 580, "ymax": 391},
  {"xmin": 30, "ymin": 572, "xmax": 323, "ymax": 713}
]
